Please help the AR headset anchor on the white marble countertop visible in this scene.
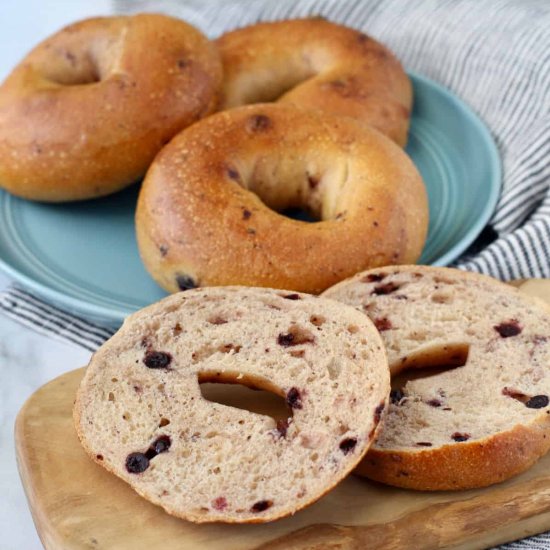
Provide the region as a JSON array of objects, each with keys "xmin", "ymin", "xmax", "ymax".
[{"xmin": 0, "ymin": 2, "xmax": 111, "ymax": 548}]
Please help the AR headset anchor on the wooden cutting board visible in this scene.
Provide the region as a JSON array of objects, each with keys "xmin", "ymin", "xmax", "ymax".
[{"xmin": 15, "ymin": 279, "xmax": 550, "ymax": 550}]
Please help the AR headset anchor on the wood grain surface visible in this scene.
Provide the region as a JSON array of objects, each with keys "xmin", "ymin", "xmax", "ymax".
[{"xmin": 15, "ymin": 279, "xmax": 550, "ymax": 550}]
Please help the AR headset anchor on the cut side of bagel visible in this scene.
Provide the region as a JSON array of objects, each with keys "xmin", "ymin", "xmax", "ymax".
[
  {"xmin": 74, "ymin": 287, "xmax": 389, "ymax": 522},
  {"xmin": 323, "ymin": 266, "xmax": 550, "ymax": 490}
]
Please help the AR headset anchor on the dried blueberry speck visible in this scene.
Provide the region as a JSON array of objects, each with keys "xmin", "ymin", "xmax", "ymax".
[
  {"xmin": 339, "ymin": 438, "xmax": 357, "ymax": 455},
  {"xmin": 126, "ymin": 452, "xmax": 149, "ymax": 473},
  {"xmin": 286, "ymin": 387, "xmax": 303, "ymax": 409},
  {"xmin": 152, "ymin": 435, "xmax": 172, "ymax": 455},
  {"xmin": 278, "ymin": 333, "xmax": 295, "ymax": 346},
  {"xmin": 452, "ymin": 432, "xmax": 470, "ymax": 442},
  {"xmin": 176, "ymin": 274, "xmax": 197, "ymax": 291},
  {"xmin": 276, "ymin": 418, "xmax": 290, "ymax": 438},
  {"xmin": 212, "ymin": 497, "xmax": 227, "ymax": 511},
  {"xmin": 374, "ymin": 317, "xmax": 392, "ymax": 331},
  {"xmin": 251, "ymin": 500, "xmax": 272, "ymax": 512},
  {"xmin": 427, "ymin": 399, "xmax": 442, "ymax": 408},
  {"xmin": 416, "ymin": 442, "xmax": 432, "ymax": 447},
  {"xmin": 494, "ymin": 320, "xmax": 522, "ymax": 338},
  {"xmin": 143, "ymin": 351, "xmax": 172, "ymax": 369},
  {"xmin": 364, "ymin": 273, "xmax": 385, "ymax": 283},
  {"xmin": 372, "ymin": 282, "xmax": 400, "ymax": 295},
  {"xmin": 227, "ymin": 167, "xmax": 241, "ymax": 181},
  {"xmin": 277, "ymin": 326, "xmax": 315, "ymax": 347},
  {"xmin": 526, "ymin": 395, "xmax": 549, "ymax": 409},
  {"xmin": 242, "ymin": 209, "xmax": 252, "ymax": 220},
  {"xmin": 247, "ymin": 114, "xmax": 271, "ymax": 132},
  {"xmin": 283, "ymin": 293, "xmax": 301, "ymax": 300}
]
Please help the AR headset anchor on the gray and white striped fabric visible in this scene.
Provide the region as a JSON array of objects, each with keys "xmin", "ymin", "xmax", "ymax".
[{"xmin": 0, "ymin": 0, "xmax": 549, "ymax": 546}]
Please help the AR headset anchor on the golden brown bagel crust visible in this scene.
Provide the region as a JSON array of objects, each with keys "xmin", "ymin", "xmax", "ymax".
[
  {"xmin": 0, "ymin": 14, "xmax": 222, "ymax": 201},
  {"xmin": 217, "ymin": 18, "xmax": 412, "ymax": 146},
  {"xmin": 136, "ymin": 103, "xmax": 428, "ymax": 294},
  {"xmin": 360, "ymin": 417, "xmax": 550, "ymax": 490}
]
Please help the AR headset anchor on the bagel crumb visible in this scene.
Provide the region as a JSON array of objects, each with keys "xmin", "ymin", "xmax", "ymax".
[{"xmin": 75, "ymin": 287, "xmax": 389, "ymax": 522}]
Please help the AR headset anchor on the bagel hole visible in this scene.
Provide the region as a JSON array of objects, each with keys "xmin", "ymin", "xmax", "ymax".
[
  {"xmin": 44, "ymin": 50, "xmax": 102, "ymax": 86},
  {"xmin": 391, "ymin": 344, "xmax": 470, "ymax": 390},
  {"xmin": 46, "ymin": 66, "xmax": 101, "ymax": 86},
  {"xmin": 234, "ymin": 69, "xmax": 316, "ymax": 104},
  {"xmin": 198, "ymin": 372, "xmax": 292, "ymax": 425},
  {"xmin": 280, "ymin": 207, "xmax": 320, "ymax": 223}
]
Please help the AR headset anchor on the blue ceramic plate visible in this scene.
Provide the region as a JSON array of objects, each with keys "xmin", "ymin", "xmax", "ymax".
[{"xmin": 0, "ymin": 72, "xmax": 501, "ymax": 327}]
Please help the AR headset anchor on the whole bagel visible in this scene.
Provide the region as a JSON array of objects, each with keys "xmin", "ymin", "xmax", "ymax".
[
  {"xmin": 217, "ymin": 18, "xmax": 412, "ymax": 147},
  {"xmin": 136, "ymin": 103, "xmax": 428, "ymax": 294},
  {"xmin": 0, "ymin": 14, "xmax": 222, "ymax": 201}
]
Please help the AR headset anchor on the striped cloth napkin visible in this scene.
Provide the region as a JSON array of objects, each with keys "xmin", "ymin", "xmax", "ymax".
[{"xmin": 0, "ymin": 0, "xmax": 548, "ymax": 546}]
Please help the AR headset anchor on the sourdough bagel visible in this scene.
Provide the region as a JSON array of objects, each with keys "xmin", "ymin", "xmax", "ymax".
[
  {"xmin": 323, "ymin": 266, "xmax": 550, "ymax": 490},
  {"xmin": 136, "ymin": 103, "xmax": 428, "ymax": 294},
  {"xmin": 0, "ymin": 14, "xmax": 222, "ymax": 201},
  {"xmin": 217, "ymin": 18, "xmax": 412, "ymax": 146},
  {"xmin": 74, "ymin": 287, "xmax": 389, "ymax": 523}
]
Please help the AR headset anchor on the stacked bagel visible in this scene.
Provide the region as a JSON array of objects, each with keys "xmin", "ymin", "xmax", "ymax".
[{"xmin": 4, "ymin": 13, "xmax": 549, "ymax": 526}]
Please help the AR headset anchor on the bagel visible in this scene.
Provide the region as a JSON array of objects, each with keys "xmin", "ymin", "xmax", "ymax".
[
  {"xmin": 323, "ymin": 266, "xmax": 550, "ymax": 490},
  {"xmin": 0, "ymin": 14, "xmax": 222, "ymax": 201},
  {"xmin": 217, "ymin": 18, "xmax": 412, "ymax": 146},
  {"xmin": 74, "ymin": 287, "xmax": 390, "ymax": 523},
  {"xmin": 135, "ymin": 103, "xmax": 428, "ymax": 295}
]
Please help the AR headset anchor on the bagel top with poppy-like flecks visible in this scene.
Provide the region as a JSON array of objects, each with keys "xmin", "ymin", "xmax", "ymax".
[
  {"xmin": 0, "ymin": 13, "xmax": 222, "ymax": 201},
  {"xmin": 136, "ymin": 103, "xmax": 428, "ymax": 295}
]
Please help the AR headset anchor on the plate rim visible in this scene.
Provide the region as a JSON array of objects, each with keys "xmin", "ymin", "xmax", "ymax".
[
  {"xmin": 0, "ymin": 72, "xmax": 502, "ymax": 325},
  {"xmin": 408, "ymin": 71, "xmax": 502, "ymax": 267}
]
